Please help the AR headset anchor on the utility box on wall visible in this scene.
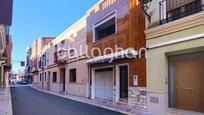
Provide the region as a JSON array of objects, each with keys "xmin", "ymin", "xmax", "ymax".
[{"xmin": 133, "ymin": 75, "xmax": 138, "ymax": 86}]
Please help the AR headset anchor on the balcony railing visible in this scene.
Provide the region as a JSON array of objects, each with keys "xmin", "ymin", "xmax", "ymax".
[{"xmin": 159, "ymin": 0, "xmax": 204, "ymax": 25}]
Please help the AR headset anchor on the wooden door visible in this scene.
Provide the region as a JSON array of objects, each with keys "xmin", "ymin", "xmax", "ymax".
[{"xmin": 173, "ymin": 57, "xmax": 204, "ymax": 113}]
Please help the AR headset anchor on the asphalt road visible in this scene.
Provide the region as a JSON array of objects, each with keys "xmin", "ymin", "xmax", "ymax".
[{"xmin": 11, "ymin": 86, "xmax": 123, "ymax": 115}]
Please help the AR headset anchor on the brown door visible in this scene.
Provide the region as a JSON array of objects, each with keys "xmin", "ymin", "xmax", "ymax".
[{"xmin": 173, "ymin": 56, "xmax": 204, "ymax": 113}]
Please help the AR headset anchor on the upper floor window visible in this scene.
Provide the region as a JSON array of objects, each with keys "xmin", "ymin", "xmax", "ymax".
[
  {"xmin": 160, "ymin": 0, "xmax": 203, "ymax": 25},
  {"xmin": 70, "ymin": 34, "xmax": 75, "ymax": 47},
  {"xmin": 61, "ymin": 40, "xmax": 65, "ymax": 48},
  {"xmin": 94, "ymin": 13, "xmax": 116, "ymax": 42},
  {"xmin": 54, "ymin": 45, "xmax": 57, "ymax": 51}
]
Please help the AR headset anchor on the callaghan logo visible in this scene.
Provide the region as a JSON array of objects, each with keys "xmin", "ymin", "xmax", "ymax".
[{"xmin": 57, "ymin": 45, "xmax": 147, "ymax": 63}]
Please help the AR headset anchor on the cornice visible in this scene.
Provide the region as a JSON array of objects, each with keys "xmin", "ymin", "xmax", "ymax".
[{"xmin": 145, "ymin": 12, "xmax": 204, "ymax": 40}]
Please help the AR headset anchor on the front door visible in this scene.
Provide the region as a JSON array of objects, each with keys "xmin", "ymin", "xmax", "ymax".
[
  {"xmin": 169, "ymin": 53, "xmax": 204, "ymax": 113},
  {"xmin": 119, "ymin": 65, "xmax": 128, "ymax": 98},
  {"xmin": 60, "ymin": 68, "xmax": 66, "ymax": 91}
]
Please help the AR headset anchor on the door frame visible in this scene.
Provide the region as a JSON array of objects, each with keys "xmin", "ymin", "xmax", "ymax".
[
  {"xmin": 116, "ymin": 63, "xmax": 129, "ymax": 102},
  {"xmin": 91, "ymin": 65, "xmax": 114, "ymax": 100},
  {"xmin": 60, "ymin": 68, "xmax": 66, "ymax": 92},
  {"xmin": 167, "ymin": 52, "xmax": 204, "ymax": 113}
]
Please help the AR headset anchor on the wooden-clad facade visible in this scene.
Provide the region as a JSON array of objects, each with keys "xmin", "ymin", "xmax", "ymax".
[
  {"xmin": 86, "ymin": 0, "xmax": 147, "ymax": 110},
  {"xmin": 87, "ymin": 0, "xmax": 146, "ymax": 87}
]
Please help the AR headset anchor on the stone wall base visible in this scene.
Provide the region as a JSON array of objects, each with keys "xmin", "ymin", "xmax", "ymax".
[{"xmin": 128, "ymin": 87, "xmax": 147, "ymax": 111}]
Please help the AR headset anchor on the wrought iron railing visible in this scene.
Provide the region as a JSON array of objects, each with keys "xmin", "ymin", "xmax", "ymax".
[{"xmin": 159, "ymin": 0, "xmax": 204, "ymax": 25}]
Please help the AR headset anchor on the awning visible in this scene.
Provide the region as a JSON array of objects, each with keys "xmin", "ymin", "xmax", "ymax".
[{"xmin": 87, "ymin": 49, "xmax": 138, "ymax": 64}]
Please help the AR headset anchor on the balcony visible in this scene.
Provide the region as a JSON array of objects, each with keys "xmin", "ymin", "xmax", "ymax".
[
  {"xmin": 159, "ymin": 0, "xmax": 204, "ymax": 25},
  {"xmin": 54, "ymin": 49, "xmax": 67, "ymax": 65},
  {"xmin": 39, "ymin": 55, "xmax": 46, "ymax": 69},
  {"xmin": 31, "ymin": 59, "xmax": 38, "ymax": 73},
  {"xmin": 31, "ymin": 67, "xmax": 38, "ymax": 73}
]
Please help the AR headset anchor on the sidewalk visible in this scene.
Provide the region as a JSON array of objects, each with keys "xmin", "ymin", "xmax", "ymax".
[
  {"xmin": 32, "ymin": 86, "xmax": 151, "ymax": 115},
  {"xmin": 0, "ymin": 87, "xmax": 13, "ymax": 115}
]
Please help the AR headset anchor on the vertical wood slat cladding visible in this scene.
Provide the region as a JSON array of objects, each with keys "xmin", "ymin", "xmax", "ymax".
[{"xmin": 87, "ymin": 0, "xmax": 146, "ymax": 87}]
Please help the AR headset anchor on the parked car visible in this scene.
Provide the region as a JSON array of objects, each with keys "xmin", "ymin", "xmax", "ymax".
[{"xmin": 20, "ymin": 81, "xmax": 28, "ymax": 85}]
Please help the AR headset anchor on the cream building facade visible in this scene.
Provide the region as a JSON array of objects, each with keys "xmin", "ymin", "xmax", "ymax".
[
  {"xmin": 36, "ymin": 16, "xmax": 89, "ymax": 97},
  {"xmin": 145, "ymin": 0, "xmax": 204, "ymax": 115}
]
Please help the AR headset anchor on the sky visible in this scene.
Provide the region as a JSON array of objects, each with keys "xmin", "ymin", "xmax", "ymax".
[{"xmin": 11, "ymin": 0, "xmax": 98, "ymax": 72}]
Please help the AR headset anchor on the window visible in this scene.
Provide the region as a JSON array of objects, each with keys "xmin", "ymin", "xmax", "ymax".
[
  {"xmin": 53, "ymin": 72, "xmax": 57, "ymax": 83},
  {"xmin": 61, "ymin": 40, "xmax": 65, "ymax": 48},
  {"xmin": 54, "ymin": 45, "xmax": 57, "ymax": 51},
  {"xmin": 69, "ymin": 49, "xmax": 76, "ymax": 57},
  {"xmin": 69, "ymin": 69, "xmax": 76, "ymax": 83},
  {"xmin": 70, "ymin": 34, "xmax": 75, "ymax": 47},
  {"xmin": 94, "ymin": 17, "xmax": 116, "ymax": 41}
]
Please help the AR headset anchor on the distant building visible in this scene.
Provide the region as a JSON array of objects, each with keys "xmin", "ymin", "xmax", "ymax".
[
  {"xmin": 30, "ymin": 37, "xmax": 55, "ymax": 86},
  {"xmin": 25, "ymin": 47, "xmax": 32, "ymax": 83}
]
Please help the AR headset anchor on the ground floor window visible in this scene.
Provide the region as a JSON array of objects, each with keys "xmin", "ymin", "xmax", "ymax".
[
  {"xmin": 53, "ymin": 72, "xmax": 57, "ymax": 83},
  {"xmin": 69, "ymin": 69, "xmax": 76, "ymax": 83},
  {"xmin": 168, "ymin": 52, "xmax": 204, "ymax": 113}
]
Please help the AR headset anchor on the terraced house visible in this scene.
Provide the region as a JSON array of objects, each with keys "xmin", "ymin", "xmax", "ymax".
[
  {"xmin": 144, "ymin": 0, "xmax": 204, "ymax": 114},
  {"xmin": 36, "ymin": 16, "xmax": 89, "ymax": 97},
  {"xmin": 31, "ymin": 37, "xmax": 55, "ymax": 88},
  {"xmin": 86, "ymin": 0, "xmax": 146, "ymax": 110}
]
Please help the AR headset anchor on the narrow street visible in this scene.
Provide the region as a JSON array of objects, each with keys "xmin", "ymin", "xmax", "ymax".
[{"xmin": 11, "ymin": 86, "xmax": 123, "ymax": 115}]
